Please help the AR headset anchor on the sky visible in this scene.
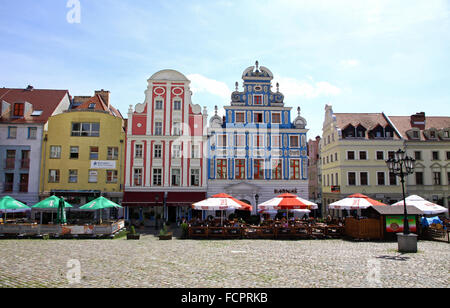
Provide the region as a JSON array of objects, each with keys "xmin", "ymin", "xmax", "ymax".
[{"xmin": 1, "ymin": 0, "xmax": 449, "ymax": 138}]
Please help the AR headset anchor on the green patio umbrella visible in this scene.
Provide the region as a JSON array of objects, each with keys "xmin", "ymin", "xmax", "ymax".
[
  {"xmin": 0, "ymin": 196, "xmax": 30, "ymax": 224},
  {"xmin": 79, "ymin": 196, "xmax": 122, "ymax": 224},
  {"xmin": 32, "ymin": 196, "xmax": 73, "ymax": 224}
]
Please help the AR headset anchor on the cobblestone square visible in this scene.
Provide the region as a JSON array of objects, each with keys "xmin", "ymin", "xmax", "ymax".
[{"xmin": 0, "ymin": 236, "xmax": 448, "ymax": 288}]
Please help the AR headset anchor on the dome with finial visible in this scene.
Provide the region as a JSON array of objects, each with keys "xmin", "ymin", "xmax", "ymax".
[
  {"xmin": 241, "ymin": 61, "xmax": 274, "ymax": 80},
  {"xmin": 293, "ymin": 107, "xmax": 307, "ymax": 129},
  {"xmin": 209, "ymin": 105, "xmax": 223, "ymax": 128}
]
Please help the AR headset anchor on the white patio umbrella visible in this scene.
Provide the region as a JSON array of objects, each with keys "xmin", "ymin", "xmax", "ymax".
[
  {"xmin": 258, "ymin": 193, "xmax": 317, "ymax": 220},
  {"xmin": 192, "ymin": 193, "xmax": 252, "ymax": 225},
  {"xmin": 392, "ymin": 195, "xmax": 448, "ymax": 215},
  {"xmin": 329, "ymin": 193, "xmax": 387, "ymax": 210}
]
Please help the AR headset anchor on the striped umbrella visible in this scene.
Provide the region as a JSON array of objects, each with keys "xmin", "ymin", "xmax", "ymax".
[
  {"xmin": 329, "ymin": 193, "xmax": 386, "ymax": 210},
  {"xmin": 258, "ymin": 194, "xmax": 318, "ymax": 211}
]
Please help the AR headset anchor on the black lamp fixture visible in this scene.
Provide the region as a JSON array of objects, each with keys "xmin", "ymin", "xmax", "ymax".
[
  {"xmin": 386, "ymin": 149, "xmax": 416, "ymax": 235},
  {"xmin": 255, "ymin": 194, "xmax": 259, "ymax": 214}
]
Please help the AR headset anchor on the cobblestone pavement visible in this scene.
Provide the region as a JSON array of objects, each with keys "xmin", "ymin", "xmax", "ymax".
[{"xmin": 0, "ymin": 236, "xmax": 448, "ymax": 288}]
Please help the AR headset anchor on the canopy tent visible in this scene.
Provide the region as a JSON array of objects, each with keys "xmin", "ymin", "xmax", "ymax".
[
  {"xmin": 79, "ymin": 196, "xmax": 123, "ymax": 224},
  {"xmin": 0, "ymin": 196, "xmax": 31, "ymax": 223},
  {"xmin": 192, "ymin": 193, "xmax": 252, "ymax": 225},
  {"xmin": 392, "ymin": 195, "xmax": 448, "ymax": 215},
  {"xmin": 329, "ymin": 193, "xmax": 387, "ymax": 210}
]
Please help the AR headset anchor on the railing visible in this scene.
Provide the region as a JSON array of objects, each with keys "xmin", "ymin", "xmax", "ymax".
[{"xmin": 5, "ymin": 158, "xmax": 15, "ymax": 169}]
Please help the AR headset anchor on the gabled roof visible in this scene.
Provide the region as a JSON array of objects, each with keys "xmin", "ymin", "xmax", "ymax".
[
  {"xmin": 334, "ymin": 113, "xmax": 391, "ymax": 131},
  {"xmin": 388, "ymin": 116, "xmax": 450, "ymax": 141},
  {"xmin": 72, "ymin": 94, "xmax": 123, "ymax": 119},
  {"xmin": 0, "ymin": 87, "xmax": 69, "ymax": 124}
]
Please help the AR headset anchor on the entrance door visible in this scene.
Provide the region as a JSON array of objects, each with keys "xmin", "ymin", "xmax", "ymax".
[{"xmin": 168, "ymin": 206, "xmax": 176, "ymax": 223}]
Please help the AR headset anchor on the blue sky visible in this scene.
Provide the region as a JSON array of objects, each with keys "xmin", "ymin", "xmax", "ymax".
[{"xmin": 1, "ymin": 0, "xmax": 449, "ymax": 138}]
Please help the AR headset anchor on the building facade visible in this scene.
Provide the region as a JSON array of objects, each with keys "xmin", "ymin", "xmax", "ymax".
[
  {"xmin": 207, "ymin": 62, "xmax": 309, "ymax": 214},
  {"xmin": 40, "ymin": 90, "xmax": 125, "ymax": 218},
  {"xmin": 307, "ymin": 136, "xmax": 322, "ymax": 212},
  {"xmin": 122, "ymin": 70, "xmax": 208, "ymax": 225},
  {"xmin": 321, "ymin": 105, "xmax": 404, "ymax": 216},
  {"xmin": 0, "ymin": 86, "xmax": 71, "ymax": 205},
  {"xmin": 389, "ymin": 112, "xmax": 450, "ymax": 214}
]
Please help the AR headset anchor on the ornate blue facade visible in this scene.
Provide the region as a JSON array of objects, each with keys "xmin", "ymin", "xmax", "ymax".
[{"xmin": 207, "ymin": 62, "xmax": 309, "ymax": 210}]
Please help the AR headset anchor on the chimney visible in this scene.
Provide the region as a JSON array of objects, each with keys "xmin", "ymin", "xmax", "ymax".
[
  {"xmin": 25, "ymin": 85, "xmax": 34, "ymax": 91},
  {"xmin": 95, "ymin": 89, "xmax": 110, "ymax": 108},
  {"xmin": 410, "ymin": 112, "xmax": 426, "ymax": 130}
]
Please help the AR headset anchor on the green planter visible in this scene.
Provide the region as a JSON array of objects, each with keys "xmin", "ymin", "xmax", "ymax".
[{"xmin": 159, "ymin": 232, "xmax": 173, "ymax": 240}]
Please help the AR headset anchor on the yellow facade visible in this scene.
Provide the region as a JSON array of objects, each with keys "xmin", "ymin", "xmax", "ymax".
[{"xmin": 40, "ymin": 110, "xmax": 125, "ymax": 204}]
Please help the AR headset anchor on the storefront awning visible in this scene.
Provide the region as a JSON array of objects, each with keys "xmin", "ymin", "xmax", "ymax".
[
  {"xmin": 167, "ymin": 192, "xmax": 206, "ymax": 206},
  {"xmin": 122, "ymin": 192, "xmax": 164, "ymax": 207}
]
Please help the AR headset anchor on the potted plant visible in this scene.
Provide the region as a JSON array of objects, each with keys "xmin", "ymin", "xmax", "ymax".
[
  {"xmin": 159, "ymin": 223, "xmax": 173, "ymax": 240},
  {"xmin": 127, "ymin": 226, "xmax": 140, "ymax": 240},
  {"xmin": 180, "ymin": 222, "xmax": 189, "ymax": 239}
]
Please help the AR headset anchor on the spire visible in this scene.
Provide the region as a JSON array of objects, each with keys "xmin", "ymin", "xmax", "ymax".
[
  {"xmin": 235, "ymin": 82, "xmax": 239, "ymax": 91},
  {"xmin": 297, "ymin": 107, "xmax": 301, "ymax": 116},
  {"xmin": 255, "ymin": 60, "xmax": 259, "ymax": 71},
  {"xmin": 214, "ymin": 105, "xmax": 218, "ymax": 116},
  {"xmin": 276, "ymin": 82, "xmax": 280, "ymax": 93}
]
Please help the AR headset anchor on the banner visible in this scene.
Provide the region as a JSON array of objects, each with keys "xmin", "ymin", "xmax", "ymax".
[
  {"xmin": 386, "ymin": 216, "xmax": 416, "ymax": 233},
  {"xmin": 90, "ymin": 161, "xmax": 116, "ymax": 169}
]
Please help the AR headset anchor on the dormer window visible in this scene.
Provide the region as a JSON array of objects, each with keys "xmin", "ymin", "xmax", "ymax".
[
  {"xmin": 88, "ymin": 103, "xmax": 96, "ymax": 109},
  {"xmin": 430, "ymin": 131, "xmax": 436, "ymax": 139},
  {"xmin": 412, "ymin": 131, "xmax": 420, "ymax": 139},
  {"xmin": 253, "ymin": 95, "xmax": 263, "ymax": 105},
  {"xmin": 31, "ymin": 110, "xmax": 43, "ymax": 116},
  {"xmin": 13, "ymin": 103, "xmax": 24, "ymax": 117}
]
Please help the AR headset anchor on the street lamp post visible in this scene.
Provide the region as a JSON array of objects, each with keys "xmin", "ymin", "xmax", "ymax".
[{"xmin": 386, "ymin": 149, "xmax": 417, "ymax": 252}]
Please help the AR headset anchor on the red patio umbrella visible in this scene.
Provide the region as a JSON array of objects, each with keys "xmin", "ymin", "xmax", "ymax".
[{"xmin": 329, "ymin": 193, "xmax": 387, "ymax": 210}]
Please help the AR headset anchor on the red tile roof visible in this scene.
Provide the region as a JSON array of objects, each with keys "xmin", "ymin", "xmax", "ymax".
[
  {"xmin": 389, "ymin": 115, "xmax": 450, "ymax": 140},
  {"xmin": 334, "ymin": 113, "xmax": 390, "ymax": 131},
  {"xmin": 0, "ymin": 87, "xmax": 69, "ymax": 124},
  {"xmin": 72, "ymin": 94, "xmax": 123, "ymax": 119}
]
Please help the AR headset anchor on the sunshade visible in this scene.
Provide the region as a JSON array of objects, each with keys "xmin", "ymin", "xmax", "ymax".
[
  {"xmin": 80, "ymin": 196, "xmax": 123, "ymax": 210},
  {"xmin": 192, "ymin": 193, "xmax": 252, "ymax": 211},
  {"xmin": 0, "ymin": 196, "xmax": 30, "ymax": 223},
  {"xmin": 392, "ymin": 195, "xmax": 448, "ymax": 215},
  {"xmin": 32, "ymin": 196, "xmax": 73, "ymax": 209},
  {"xmin": 258, "ymin": 193, "xmax": 318, "ymax": 210},
  {"xmin": 329, "ymin": 193, "xmax": 386, "ymax": 210}
]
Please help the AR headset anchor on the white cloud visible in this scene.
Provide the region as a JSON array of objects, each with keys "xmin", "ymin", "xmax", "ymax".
[
  {"xmin": 187, "ymin": 74, "xmax": 231, "ymax": 100},
  {"xmin": 272, "ymin": 75, "xmax": 342, "ymax": 99},
  {"xmin": 340, "ymin": 59, "xmax": 360, "ymax": 68}
]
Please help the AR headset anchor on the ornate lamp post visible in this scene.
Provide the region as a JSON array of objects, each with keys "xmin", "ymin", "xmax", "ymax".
[
  {"xmin": 386, "ymin": 149, "xmax": 417, "ymax": 252},
  {"xmin": 255, "ymin": 194, "xmax": 259, "ymax": 215}
]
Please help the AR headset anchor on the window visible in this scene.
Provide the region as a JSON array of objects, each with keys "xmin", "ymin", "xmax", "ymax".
[
  {"xmin": 5, "ymin": 150, "xmax": 15, "ymax": 169},
  {"xmin": 8, "ymin": 127, "xmax": 17, "ymax": 139},
  {"xmin": 134, "ymin": 144, "xmax": 143, "ymax": 159},
  {"xmin": 447, "ymin": 172, "xmax": 450, "ymax": 185},
  {"xmin": 236, "ymin": 112, "xmax": 245, "ymax": 123},
  {"xmin": 106, "ymin": 170, "xmax": 118, "ymax": 183},
  {"xmin": 71, "ymin": 122, "xmax": 100, "ymax": 137},
  {"xmin": 154, "ymin": 144, "xmax": 162, "ymax": 158},
  {"xmin": 377, "ymin": 172, "xmax": 385, "ymax": 186},
  {"xmin": 155, "ymin": 100, "xmax": 163, "ymax": 110},
  {"xmin": 173, "ymin": 100, "xmax": 181, "ymax": 110},
  {"xmin": 152, "ymin": 169, "xmax": 162, "ymax": 186},
  {"xmin": 414, "ymin": 151, "xmax": 422, "ymax": 161},
  {"xmin": 216, "ymin": 159, "xmax": 227, "ymax": 179},
  {"xmin": 50, "ymin": 146, "xmax": 61, "ymax": 159},
  {"xmin": 271, "ymin": 135, "xmax": 281, "ymax": 148},
  {"xmin": 347, "ymin": 151, "xmax": 355, "ymax": 160},
  {"xmin": 290, "ymin": 159, "xmax": 300, "ymax": 180},
  {"xmin": 254, "ymin": 95, "xmax": 263, "ymax": 105},
  {"xmin": 235, "ymin": 159, "xmax": 245, "ymax": 180},
  {"xmin": 272, "ymin": 160, "xmax": 282, "ymax": 179},
  {"xmin": 271, "ymin": 113, "xmax": 281, "ymax": 124},
  {"xmin": 376, "ymin": 151, "xmax": 384, "ymax": 160},
  {"xmin": 218, "ymin": 135, "xmax": 227, "ymax": 147},
  {"xmin": 191, "ymin": 144, "xmax": 200, "ymax": 159},
  {"xmin": 4, "ymin": 174, "xmax": 14, "ymax": 192},
  {"xmin": 88, "ymin": 170, "xmax": 98, "ymax": 183},
  {"xmin": 171, "ymin": 169, "xmax": 181, "ymax": 186},
  {"xmin": 447, "ymin": 152, "xmax": 450, "ymax": 160},
  {"xmin": 68, "ymin": 170, "xmax": 78, "ymax": 183},
  {"xmin": 155, "ymin": 122, "xmax": 163, "ymax": 136},
  {"xmin": 432, "ymin": 151, "xmax": 439, "ymax": 161},
  {"xmin": 172, "ymin": 144, "xmax": 181, "ymax": 158},
  {"xmin": 254, "ymin": 159, "xmax": 264, "ymax": 180},
  {"xmin": 415, "ymin": 172, "xmax": 424, "ymax": 185},
  {"xmin": 433, "ymin": 172, "xmax": 441, "ymax": 185},
  {"xmin": 70, "ymin": 147, "xmax": 79, "ymax": 159},
  {"xmin": 235, "ymin": 134, "xmax": 246, "ymax": 147},
  {"xmin": 360, "ymin": 172, "xmax": 368, "ymax": 186},
  {"xmin": 19, "ymin": 174, "xmax": 28, "ymax": 192},
  {"xmin": 28, "ymin": 127, "xmax": 37, "ymax": 139},
  {"xmin": 388, "ymin": 151, "xmax": 395, "ymax": 159},
  {"xmin": 107, "ymin": 147, "xmax": 119, "ymax": 160},
  {"xmin": 49, "ymin": 170, "xmax": 60, "ymax": 183},
  {"xmin": 290, "ymin": 136, "xmax": 299, "ymax": 147},
  {"xmin": 335, "ymin": 153, "xmax": 338, "ymax": 161},
  {"xmin": 389, "ymin": 172, "xmax": 397, "ymax": 186},
  {"xmin": 21, "ymin": 150, "xmax": 30, "ymax": 169},
  {"xmin": 134, "ymin": 169, "xmax": 143, "ymax": 186},
  {"xmin": 254, "ymin": 112, "xmax": 263, "ymax": 123},
  {"xmin": 173, "ymin": 122, "xmax": 181, "ymax": 136},
  {"xmin": 430, "ymin": 131, "xmax": 436, "ymax": 139},
  {"xmin": 359, "ymin": 151, "xmax": 367, "ymax": 160},
  {"xmin": 348, "ymin": 172, "xmax": 356, "ymax": 186},
  {"xmin": 191, "ymin": 169, "xmax": 200, "ymax": 186},
  {"xmin": 13, "ymin": 103, "xmax": 24, "ymax": 117},
  {"xmin": 335, "ymin": 173, "xmax": 339, "ymax": 185},
  {"xmin": 254, "ymin": 135, "xmax": 264, "ymax": 148},
  {"xmin": 90, "ymin": 147, "xmax": 99, "ymax": 160}
]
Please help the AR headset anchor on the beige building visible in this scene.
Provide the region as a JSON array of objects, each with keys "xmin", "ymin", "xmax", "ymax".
[
  {"xmin": 321, "ymin": 105, "xmax": 404, "ymax": 217},
  {"xmin": 389, "ymin": 112, "xmax": 450, "ymax": 215}
]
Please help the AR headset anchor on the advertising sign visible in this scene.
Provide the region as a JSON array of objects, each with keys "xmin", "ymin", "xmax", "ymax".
[
  {"xmin": 90, "ymin": 161, "xmax": 116, "ymax": 169},
  {"xmin": 386, "ymin": 216, "xmax": 416, "ymax": 233}
]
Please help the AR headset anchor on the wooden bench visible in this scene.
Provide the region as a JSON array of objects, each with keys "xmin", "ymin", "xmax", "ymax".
[{"xmin": 188, "ymin": 226, "xmax": 208, "ymax": 238}]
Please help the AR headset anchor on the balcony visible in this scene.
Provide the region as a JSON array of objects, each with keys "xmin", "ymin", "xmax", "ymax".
[
  {"xmin": 20, "ymin": 159, "xmax": 30, "ymax": 169},
  {"xmin": 5, "ymin": 158, "xmax": 15, "ymax": 169},
  {"xmin": 3, "ymin": 183, "xmax": 13, "ymax": 193}
]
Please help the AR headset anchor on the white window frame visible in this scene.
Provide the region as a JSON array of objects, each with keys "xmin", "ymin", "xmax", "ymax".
[
  {"xmin": 271, "ymin": 135, "xmax": 281, "ymax": 148},
  {"xmin": 254, "ymin": 112, "xmax": 264, "ymax": 123},
  {"xmin": 359, "ymin": 150, "xmax": 368, "ymax": 160},
  {"xmin": 133, "ymin": 168, "xmax": 143, "ymax": 186},
  {"xmin": 217, "ymin": 134, "xmax": 227, "ymax": 147},
  {"xmin": 155, "ymin": 99, "xmax": 163, "ymax": 110},
  {"xmin": 271, "ymin": 112, "xmax": 281, "ymax": 124},
  {"xmin": 190, "ymin": 169, "xmax": 200, "ymax": 186},
  {"xmin": 347, "ymin": 171, "xmax": 357, "ymax": 186},
  {"xmin": 253, "ymin": 134, "xmax": 265, "ymax": 148},
  {"xmin": 346, "ymin": 151, "xmax": 356, "ymax": 161},
  {"xmin": 173, "ymin": 100, "xmax": 182, "ymax": 111},
  {"xmin": 377, "ymin": 171, "xmax": 386, "ymax": 186},
  {"xmin": 289, "ymin": 135, "xmax": 300, "ymax": 148},
  {"xmin": 88, "ymin": 170, "xmax": 98, "ymax": 183},
  {"xmin": 253, "ymin": 94, "xmax": 263, "ymax": 105},
  {"xmin": 152, "ymin": 168, "xmax": 162, "ymax": 186},
  {"xmin": 154, "ymin": 122, "xmax": 163, "ymax": 136},
  {"xmin": 235, "ymin": 112, "xmax": 245, "ymax": 123},
  {"xmin": 172, "ymin": 144, "xmax": 181, "ymax": 159},
  {"xmin": 235, "ymin": 134, "xmax": 246, "ymax": 147},
  {"xmin": 171, "ymin": 168, "xmax": 181, "ymax": 186},
  {"xmin": 154, "ymin": 144, "xmax": 162, "ymax": 158},
  {"xmin": 359, "ymin": 171, "xmax": 369, "ymax": 186},
  {"xmin": 134, "ymin": 144, "xmax": 143, "ymax": 159},
  {"xmin": 50, "ymin": 146, "xmax": 61, "ymax": 159}
]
